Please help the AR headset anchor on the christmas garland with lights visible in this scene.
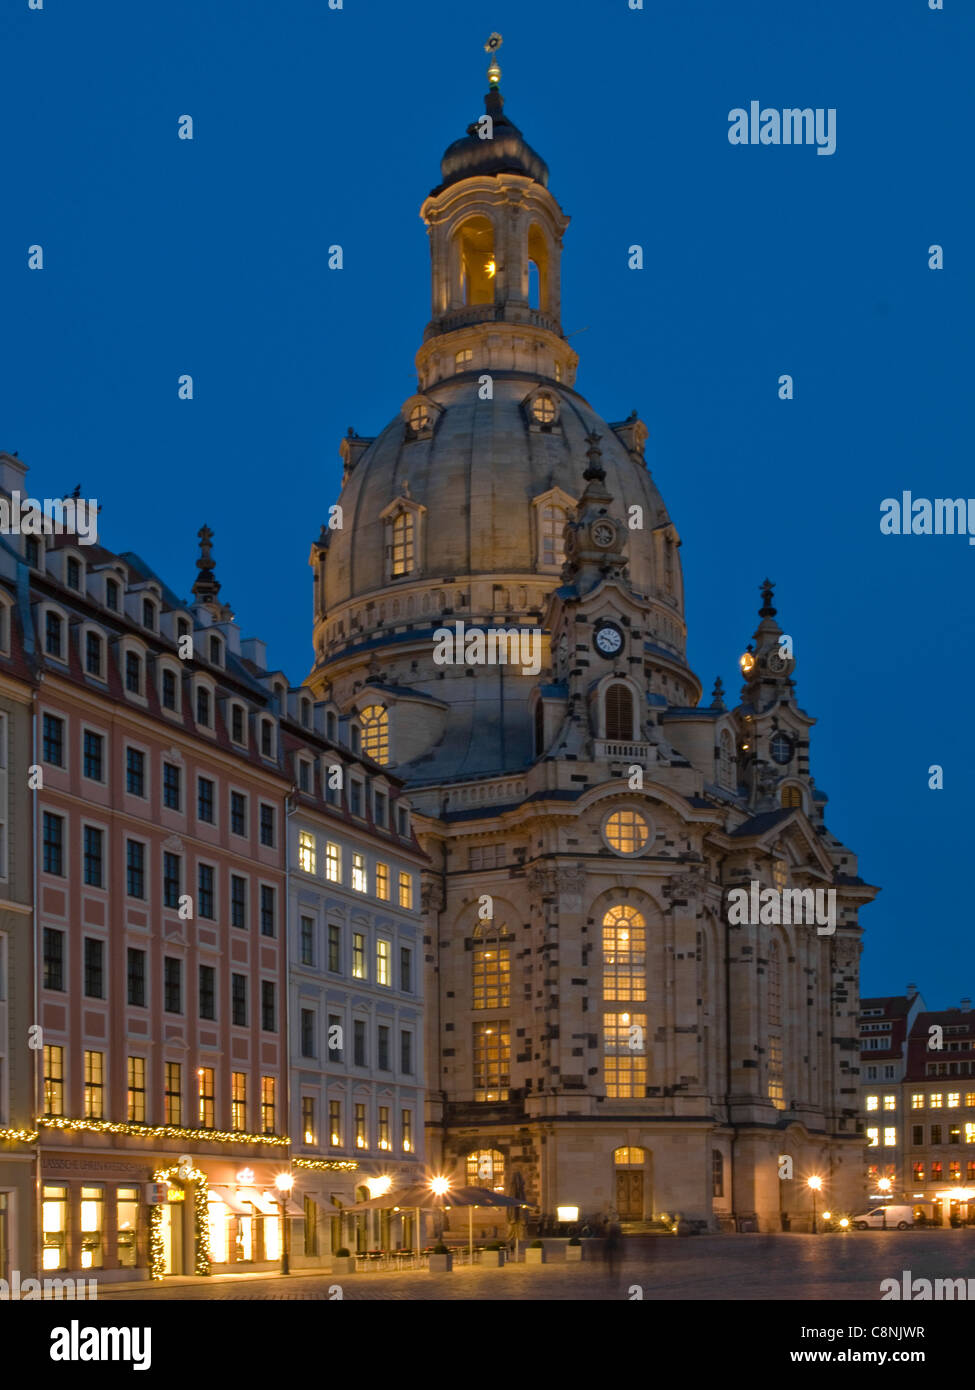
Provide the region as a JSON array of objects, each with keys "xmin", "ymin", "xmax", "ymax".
[
  {"xmin": 294, "ymin": 1157, "xmax": 359, "ymax": 1172},
  {"xmin": 149, "ymin": 1163, "xmax": 212, "ymax": 1280},
  {"xmin": 36, "ymin": 1116, "xmax": 289, "ymax": 1145}
]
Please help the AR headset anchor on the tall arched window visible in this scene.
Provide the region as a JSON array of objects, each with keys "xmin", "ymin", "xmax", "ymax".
[
  {"xmin": 602, "ymin": 906, "xmax": 646, "ymax": 1001},
  {"xmin": 540, "ymin": 504, "xmax": 567, "ymax": 568},
  {"xmin": 456, "ymin": 216, "xmax": 495, "ymax": 306},
  {"xmin": 605, "ymin": 684, "xmax": 634, "ymax": 740},
  {"xmin": 391, "ymin": 512, "xmax": 414, "ymax": 577},
  {"xmin": 767, "ymin": 939, "xmax": 785, "ymax": 1110},
  {"xmin": 466, "ymin": 1148, "xmax": 505, "ymax": 1192},
  {"xmin": 473, "ymin": 922, "xmax": 510, "ymax": 1010},
  {"xmin": 360, "ymin": 705, "xmax": 389, "ymax": 765},
  {"xmin": 781, "ymin": 785, "xmax": 802, "ymax": 810}
]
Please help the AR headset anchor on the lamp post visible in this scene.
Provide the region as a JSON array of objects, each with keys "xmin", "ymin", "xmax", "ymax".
[
  {"xmin": 274, "ymin": 1172, "xmax": 294, "ymax": 1275},
  {"xmin": 807, "ymin": 1176, "xmax": 823, "ymax": 1234},
  {"xmin": 877, "ymin": 1176, "xmax": 892, "ymax": 1228},
  {"xmin": 429, "ymin": 1176, "xmax": 450, "ymax": 1246}
]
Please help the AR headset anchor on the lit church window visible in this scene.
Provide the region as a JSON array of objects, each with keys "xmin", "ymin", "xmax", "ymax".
[
  {"xmin": 781, "ymin": 785, "xmax": 802, "ymax": 810},
  {"xmin": 466, "ymin": 1148, "xmax": 505, "ymax": 1192},
  {"xmin": 473, "ymin": 1022, "xmax": 510, "ymax": 1102},
  {"xmin": 391, "ymin": 511, "xmax": 415, "ymax": 577},
  {"xmin": 360, "ymin": 704, "xmax": 389, "ymax": 765},
  {"xmin": 604, "ymin": 808, "xmax": 650, "ymax": 856},
  {"xmin": 767, "ymin": 940, "xmax": 785, "ymax": 1110},
  {"xmin": 603, "ymin": 1013, "xmax": 647, "ymax": 1099},
  {"xmin": 605, "ymin": 683, "xmax": 634, "ymax": 741},
  {"xmin": 473, "ymin": 933, "xmax": 510, "ymax": 1010},
  {"xmin": 531, "ymin": 393, "xmax": 556, "ymax": 425},
  {"xmin": 408, "ymin": 403, "xmax": 431, "ymax": 432},
  {"xmin": 540, "ymin": 504, "xmax": 567, "ymax": 568},
  {"xmin": 602, "ymin": 905, "xmax": 646, "ymax": 1002}
]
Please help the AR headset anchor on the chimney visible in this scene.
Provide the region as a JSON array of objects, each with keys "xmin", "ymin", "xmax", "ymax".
[{"xmin": 961, "ymin": 998, "xmax": 972, "ymax": 1013}]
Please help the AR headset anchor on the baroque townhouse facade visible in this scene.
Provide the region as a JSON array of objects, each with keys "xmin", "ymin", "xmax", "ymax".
[
  {"xmin": 0, "ymin": 452, "xmax": 424, "ymax": 1281},
  {"xmin": 902, "ymin": 1001, "xmax": 975, "ymax": 1226},
  {"xmin": 304, "ymin": 66, "xmax": 878, "ymax": 1233},
  {"xmin": 858, "ymin": 987, "xmax": 925, "ymax": 1204}
]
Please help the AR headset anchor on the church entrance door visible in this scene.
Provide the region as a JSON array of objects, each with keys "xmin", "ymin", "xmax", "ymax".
[{"xmin": 615, "ymin": 1170, "xmax": 644, "ymax": 1220}]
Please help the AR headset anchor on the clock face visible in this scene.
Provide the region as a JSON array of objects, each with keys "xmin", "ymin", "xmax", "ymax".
[
  {"xmin": 591, "ymin": 520, "xmax": 616, "ymax": 549},
  {"xmin": 594, "ymin": 622, "xmax": 623, "ymax": 657},
  {"xmin": 767, "ymin": 653, "xmax": 786, "ymax": 673}
]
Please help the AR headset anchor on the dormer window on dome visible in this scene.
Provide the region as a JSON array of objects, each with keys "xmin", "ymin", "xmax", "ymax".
[
  {"xmin": 532, "ymin": 393, "xmax": 557, "ymax": 425},
  {"xmin": 401, "ymin": 394, "xmax": 441, "ymax": 441},
  {"xmin": 380, "ymin": 495, "xmax": 425, "ymax": 581},
  {"xmin": 524, "ymin": 387, "xmax": 561, "ymax": 433}
]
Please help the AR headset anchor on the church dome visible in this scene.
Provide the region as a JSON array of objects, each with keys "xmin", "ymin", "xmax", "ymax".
[{"xmin": 435, "ymin": 90, "xmax": 549, "ymax": 194}]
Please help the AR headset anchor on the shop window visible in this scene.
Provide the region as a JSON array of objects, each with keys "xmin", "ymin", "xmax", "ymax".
[
  {"xmin": 117, "ymin": 1187, "xmax": 139, "ymax": 1268},
  {"xmin": 42, "ymin": 1185, "xmax": 68, "ymax": 1271},
  {"xmin": 80, "ymin": 1187, "xmax": 104, "ymax": 1269}
]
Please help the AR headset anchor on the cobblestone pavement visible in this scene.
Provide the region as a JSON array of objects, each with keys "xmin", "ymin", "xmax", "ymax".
[{"xmin": 94, "ymin": 1232, "xmax": 975, "ymax": 1301}]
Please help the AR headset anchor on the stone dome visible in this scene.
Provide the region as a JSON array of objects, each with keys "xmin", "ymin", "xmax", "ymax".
[{"xmin": 434, "ymin": 90, "xmax": 549, "ymax": 194}]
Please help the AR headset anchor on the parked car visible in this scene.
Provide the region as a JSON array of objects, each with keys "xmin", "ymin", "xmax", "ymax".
[{"xmin": 851, "ymin": 1205, "xmax": 914, "ymax": 1230}]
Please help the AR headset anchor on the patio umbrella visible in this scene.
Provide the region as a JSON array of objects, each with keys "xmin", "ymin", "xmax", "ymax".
[{"xmin": 340, "ymin": 1185, "xmax": 527, "ymax": 1261}]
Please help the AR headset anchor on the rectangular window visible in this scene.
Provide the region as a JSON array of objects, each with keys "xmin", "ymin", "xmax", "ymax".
[
  {"xmin": 127, "ymin": 1057, "xmax": 146, "ymax": 1123},
  {"xmin": 43, "ymin": 1045, "xmax": 64, "ymax": 1116},
  {"xmin": 261, "ymin": 1076, "xmax": 276, "ymax": 1134},
  {"xmin": 912, "ymin": 1124, "xmax": 924, "ymax": 1146},
  {"xmin": 402, "ymin": 1109, "xmax": 413, "ymax": 1153},
  {"xmin": 164, "ymin": 957, "xmax": 182, "ymax": 1014},
  {"xmin": 43, "ymin": 812, "xmax": 64, "ymax": 875},
  {"xmin": 352, "ymin": 852, "xmax": 366, "ymax": 893},
  {"xmin": 931, "ymin": 1093, "xmax": 943, "ymax": 1108},
  {"xmin": 196, "ymin": 687, "xmax": 210, "ymax": 727},
  {"xmin": 298, "ymin": 830, "xmax": 316, "ymax": 874},
  {"xmin": 948, "ymin": 1092, "xmax": 961, "ymax": 1108},
  {"xmin": 198, "ymin": 863, "xmax": 215, "ymax": 919},
  {"xmin": 197, "ymin": 777, "xmax": 214, "ymax": 823},
  {"xmin": 261, "ymin": 720, "xmax": 273, "ymax": 757},
  {"xmin": 83, "ymin": 730, "xmax": 103, "ymax": 781},
  {"xmin": 883, "ymin": 1094, "xmax": 896, "ymax": 1111},
  {"xmin": 126, "ymin": 839, "xmax": 145, "ymax": 898},
  {"xmin": 298, "ymin": 760, "xmax": 310, "ymax": 792},
  {"xmin": 327, "ymin": 1014, "xmax": 342, "ymax": 1062},
  {"xmin": 163, "ymin": 852, "xmax": 181, "ymax": 909},
  {"xmin": 352, "ymin": 933, "xmax": 366, "ymax": 980},
  {"xmin": 162, "ymin": 669, "xmax": 177, "ymax": 710},
  {"xmin": 400, "ymin": 946, "xmax": 412, "ymax": 994},
  {"xmin": 42, "ymin": 1183, "xmax": 68, "ymax": 1270},
  {"xmin": 374, "ymin": 791, "xmax": 387, "ymax": 826},
  {"xmin": 83, "ymin": 825, "xmax": 104, "ymax": 887},
  {"xmin": 43, "ymin": 713, "xmax": 64, "ymax": 766},
  {"xmin": 378, "ymin": 1107, "xmax": 390, "ymax": 1151},
  {"xmin": 378, "ymin": 1025, "xmax": 390, "ymax": 1071},
  {"xmin": 301, "ymin": 1097, "xmax": 317, "ymax": 1146},
  {"xmin": 350, "ymin": 782, "xmax": 362, "ymax": 818},
  {"xmin": 126, "ymin": 747, "xmax": 145, "ymax": 797},
  {"xmin": 45, "ymin": 611, "xmax": 63, "ymax": 658},
  {"xmin": 376, "ymin": 863, "xmax": 389, "ymax": 901},
  {"xmin": 300, "ymin": 916, "xmax": 314, "ymax": 966},
  {"xmin": 127, "ymin": 948, "xmax": 146, "ymax": 1007},
  {"xmin": 163, "ymin": 762, "xmax": 181, "ymax": 811},
  {"xmin": 328, "ymin": 924, "xmax": 341, "ymax": 973},
  {"xmin": 352, "ymin": 1019, "xmax": 366, "ymax": 1067},
  {"xmin": 603, "ymin": 1013, "xmax": 647, "ymax": 1099},
  {"xmin": 931, "ymin": 1124, "xmax": 943, "ymax": 1144},
  {"xmin": 397, "ymin": 806, "xmax": 409, "ymax": 837},
  {"xmin": 911, "ymin": 1093, "xmax": 924, "ymax": 1110},
  {"xmin": 83, "ymin": 937, "xmax": 104, "ymax": 998},
  {"xmin": 398, "ymin": 872, "xmax": 413, "ymax": 909},
  {"xmin": 43, "ymin": 928, "xmax": 64, "ymax": 991},
  {"xmin": 472, "ymin": 1023, "xmax": 506, "ymax": 1100},
  {"xmin": 329, "ymin": 1100, "xmax": 342, "ymax": 1147},
  {"xmin": 883, "ymin": 1127, "xmax": 896, "ymax": 1147},
  {"xmin": 231, "ymin": 1072, "xmax": 247, "ymax": 1131},
  {"xmin": 325, "ymin": 842, "xmax": 341, "ymax": 882},
  {"xmin": 376, "ymin": 939, "xmax": 390, "ymax": 986},
  {"xmin": 230, "ymin": 791, "xmax": 247, "ymax": 836},
  {"xmin": 261, "ymin": 980, "xmax": 276, "ymax": 1033},
  {"xmin": 199, "ymin": 964, "xmax": 216, "ymax": 1020},
  {"xmin": 259, "ymin": 883, "xmax": 275, "ymax": 937},
  {"xmin": 400, "ymin": 1029, "xmax": 414, "ymax": 1076},
  {"xmin": 83, "ymin": 1050, "xmax": 104, "ymax": 1118},
  {"xmin": 198, "ymin": 1067, "xmax": 214, "ymax": 1128},
  {"xmin": 79, "ymin": 1186, "xmax": 104, "ymax": 1269},
  {"xmin": 85, "ymin": 630, "xmax": 102, "ymax": 677},
  {"xmin": 231, "ymin": 874, "xmax": 247, "ymax": 929},
  {"xmin": 355, "ymin": 1103, "xmax": 367, "ymax": 1150},
  {"xmin": 259, "ymin": 803, "xmax": 275, "ymax": 847},
  {"xmin": 865, "ymin": 1095, "xmax": 879, "ymax": 1112},
  {"xmin": 165, "ymin": 1062, "xmax": 182, "ymax": 1125},
  {"xmin": 301, "ymin": 1008, "xmax": 316, "ymax": 1058},
  {"xmin": 231, "ymin": 705, "xmax": 244, "ymax": 744},
  {"xmin": 232, "ymin": 974, "xmax": 248, "ymax": 1027}
]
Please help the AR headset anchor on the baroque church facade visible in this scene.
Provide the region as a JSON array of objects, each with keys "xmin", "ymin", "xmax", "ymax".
[{"xmin": 305, "ymin": 57, "xmax": 876, "ymax": 1232}]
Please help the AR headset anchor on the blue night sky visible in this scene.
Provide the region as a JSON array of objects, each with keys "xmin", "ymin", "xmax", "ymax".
[{"xmin": 3, "ymin": 1, "xmax": 973, "ymax": 1005}]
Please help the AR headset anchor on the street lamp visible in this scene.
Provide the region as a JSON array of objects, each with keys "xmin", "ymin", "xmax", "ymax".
[
  {"xmin": 807, "ymin": 1176, "xmax": 823, "ymax": 1234},
  {"xmin": 429, "ymin": 1176, "xmax": 451, "ymax": 1244},
  {"xmin": 274, "ymin": 1172, "xmax": 294, "ymax": 1275},
  {"xmin": 877, "ymin": 1175, "xmax": 892, "ymax": 1228}
]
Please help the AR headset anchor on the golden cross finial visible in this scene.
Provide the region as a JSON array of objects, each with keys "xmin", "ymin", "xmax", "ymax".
[{"xmin": 484, "ymin": 32, "xmax": 502, "ymax": 87}]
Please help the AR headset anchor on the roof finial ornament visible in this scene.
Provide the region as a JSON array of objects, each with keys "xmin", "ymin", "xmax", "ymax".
[
  {"xmin": 759, "ymin": 577, "xmax": 776, "ymax": 618},
  {"xmin": 484, "ymin": 32, "xmax": 502, "ymax": 88},
  {"xmin": 710, "ymin": 676, "xmax": 726, "ymax": 710},
  {"xmin": 191, "ymin": 523, "xmax": 221, "ymax": 603},
  {"xmin": 583, "ymin": 430, "xmax": 605, "ymax": 483}
]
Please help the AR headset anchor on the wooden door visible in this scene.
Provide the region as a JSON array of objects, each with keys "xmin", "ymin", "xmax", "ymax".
[{"xmin": 615, "ymin": 1170, "xmax": 644, "ymax": 1219}]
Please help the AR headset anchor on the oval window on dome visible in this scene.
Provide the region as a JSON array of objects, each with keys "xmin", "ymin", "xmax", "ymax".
[
  {"xmin": 531, "ymin": 393, "xmax": 557, "ymax": 425},
  {"xmin": 604, "ymin": 809, "xmax": 651, "ymax": 856},
  {"xmin": 408, "ymin": 403, "xmax": 431, "ymax": 432}
]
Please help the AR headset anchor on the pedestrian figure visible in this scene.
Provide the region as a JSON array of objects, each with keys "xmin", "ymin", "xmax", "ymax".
[{"xmin": 604, "ymin": 1218, "xmax": 623, "ymax": 1280}]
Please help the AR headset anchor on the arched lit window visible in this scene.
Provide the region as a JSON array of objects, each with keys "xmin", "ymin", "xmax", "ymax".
[
  {"xmin": 781, "ymin": 785, "xmax": 802, "ymax": 810},
  {"xmin": 767, "ymin": 939, "xmax": 785, "ymax": 1110},
  {"xmin": 466, "ymin": 1148, "xmax": 505, "ymax": 1192},
  {"xmin": 605, "ymin": 684, "xmax": 634, "ymax": 741},
  {"xmin": 602, "ymin": 906, "xmax": 646, "ymax": 1001},
  {"xmin": 473, "ymin": 931, "xmax": 510, "ymax": 1011},
  {"xmin": 391, "ymin": 512, "xmax": 414, "ymax": 577},
  {"xmin": 613, "ymin": 1147, "xmax": 645, "ymax": 1166},
  {"xmin": 540, "ymin": 505, "xmax": 567, "ymax": 568},
  {"xmin": 360, "ymin": 705, "xmax": 389, "ymax": 765},
  {"xmin": 456, "ymin": 217, "xmax": 495, "ymax": 306}
]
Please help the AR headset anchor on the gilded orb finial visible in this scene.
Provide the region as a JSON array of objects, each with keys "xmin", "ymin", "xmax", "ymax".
[{"xmin": 484, "ymin": 32, "xmax": 502, "ymax": 87}]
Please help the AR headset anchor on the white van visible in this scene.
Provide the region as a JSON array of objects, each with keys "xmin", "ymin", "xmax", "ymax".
[{"xmin": 851, "ymin": 1205, "xmax": 914, "ymax": 1230}]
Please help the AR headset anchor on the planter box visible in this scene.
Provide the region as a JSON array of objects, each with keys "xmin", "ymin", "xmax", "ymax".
[
  {"xmin": 479, "ymin": 1249, "xmax": 505, "ymax": 1267},
  {"xmin": 428, "ymin": 1253, "xmax": 453, "ymax": 1272},
  {"xmin": 564, "ymin": 1244, "xmax": 583, "ymax": 1262},
  {"xmin": 331, "ymin": 1257, "xmax": 356, "ymax": 1275},
  {"xmin": 525, "ymin": 1247, "xmax": 546, "ymax": 1264}
]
